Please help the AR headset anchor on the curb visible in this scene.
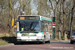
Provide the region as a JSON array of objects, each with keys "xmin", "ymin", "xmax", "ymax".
[
  {"xmin": 0, "ymin": 44, "xmax": 14, "ymax": 48},
  {"xmin": 51, "ymin": 40, "xmax": 70, "ymax": 42}
]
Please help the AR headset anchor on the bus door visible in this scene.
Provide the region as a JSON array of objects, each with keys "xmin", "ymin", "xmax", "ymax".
[
  {"xmin": 45, "ymin": 32, "xmax": 50, "ymax": 41},
  {"xmin": 45, "ymin": 26, "xmax": 50, "ymax": 41}
]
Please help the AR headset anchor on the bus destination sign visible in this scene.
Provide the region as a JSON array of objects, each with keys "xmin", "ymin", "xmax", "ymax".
[{"xmin": 19, "ymin": 16, "xmax": 40, "ymax": 20}]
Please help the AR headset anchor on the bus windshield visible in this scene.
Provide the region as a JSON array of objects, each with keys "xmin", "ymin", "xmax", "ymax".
[{"xmin": 19, "ymin": 21, "xmax": 41, "ymax": 32}]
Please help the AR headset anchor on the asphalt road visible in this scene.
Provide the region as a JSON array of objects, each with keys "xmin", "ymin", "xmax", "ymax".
[{"xmin": 0, "ymin": 41, "xmax": 75, "ymax": 50}]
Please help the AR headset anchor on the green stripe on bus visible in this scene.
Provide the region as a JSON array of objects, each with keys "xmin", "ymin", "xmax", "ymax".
[
  {"xmin": 17, "ymin": 32, "xmax": 21, "ymax": 34},
  {"xmin": 40, "ymin": 18, "xmax": 52, "ymax": 22},
  {"xmin": 38, "ymin": 32, "xmax": 44, "ymax": 34}
]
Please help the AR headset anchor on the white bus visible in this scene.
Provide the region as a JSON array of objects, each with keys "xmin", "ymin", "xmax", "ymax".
[{"xmin": 16, "ymin": 15, "xmax": 52, "ymax": 44}]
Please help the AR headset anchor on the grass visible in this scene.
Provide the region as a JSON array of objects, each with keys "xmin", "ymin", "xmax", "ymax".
[
  {"xmin": 0, "ymin": 39, "xmax": 9, "ymax": 45},
  {"xmin": 54, "ymin": 38, "xmax": 59, "ymax": 40},
  {"xmin": 0, "ymin": 33, "xmax": 16, "ymax": 46}
]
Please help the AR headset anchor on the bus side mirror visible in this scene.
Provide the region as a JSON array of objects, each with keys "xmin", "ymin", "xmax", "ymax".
[{"xmin": 12, "ymin": 18, "xmax": 17, "ymax": 27}]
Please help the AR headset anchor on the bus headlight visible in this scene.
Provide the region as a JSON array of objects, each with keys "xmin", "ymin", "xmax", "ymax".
[
  {"xmin": 36, "ymin": 34, "xmax": 44, "ymax": 39},
  {"xmin": 17, "ymin": 34, "xmax": 21, "ymax": 39},
  {"xmin": 36, "ymin": 34, "xmax": 44, "ymax": 36},
  {"xmin": 17, "ymin": 32, "xmax": 21, "ymax": 37},
  {"xmin": 17, "ymin": 34, "xmax": 21, "ymax": 37}
]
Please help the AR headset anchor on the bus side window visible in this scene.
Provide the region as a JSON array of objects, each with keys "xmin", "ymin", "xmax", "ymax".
[
  {"xmin": 42, "ymin": 22, "xmax": 44, "ymax": 32},
  {"xmin": 42, "ymin": 21, "xmax": 48, "ymax": 32}
]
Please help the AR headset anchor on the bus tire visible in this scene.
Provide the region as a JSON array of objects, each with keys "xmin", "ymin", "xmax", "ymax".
[
  {"xmin": 42, "ymin": 40, "xmax": 45, "ymax": 44},
  {"xmin": 48, "ymin": 36, "xmax": 51, "ymax": 43},
  {"xmin": 48, "ymin": 40, "xmax": 50, "ymax": 43},
  {"xmin": 42, "ymin": 36, "xmax": 46, "ymax": 44}
]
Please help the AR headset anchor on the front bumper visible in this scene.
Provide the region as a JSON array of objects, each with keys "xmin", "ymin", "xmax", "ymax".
[
  {"xmin": 17, "ymin": 39, "xmax": 44, "ymax": 42},
  {"xmin": 17, "ymin": 36, "xmax": 44, "ymax": 42}
]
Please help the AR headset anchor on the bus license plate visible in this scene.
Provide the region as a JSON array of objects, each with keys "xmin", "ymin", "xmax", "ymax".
[
  {"xmin": 26, "ymin": 39, "xmax": 31, "ymax": 41},
  {"xmin": 29, "ymin": 39, "xmax": 31, "ymax": 41}
]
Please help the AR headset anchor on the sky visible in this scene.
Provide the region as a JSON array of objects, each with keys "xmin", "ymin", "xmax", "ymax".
[
  {"xmin": 14, "ymin": 1, "xmax": 20, "ymax": 9},
  {"xmin": 30, "ymin": 0, "xmax": 38, "ymax": 15},
  {"xmin": 14, "ymin": 0, "xmax": 55, "ymax": 17}
]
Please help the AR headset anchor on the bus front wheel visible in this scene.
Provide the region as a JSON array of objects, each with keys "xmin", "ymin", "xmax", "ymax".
[
  {"xmin": 42, "ymin": 36, "xmax": 46, "ymax": 44},
  {"xmin": 46, "ymin": 36, "xmax": 50, "ymax": 43},
  {"xmin": 48, "ymin": 40, "xmax": 50, "ymax": 43},
  {"xmin": 42, "ymin": 40, "xmax": 45, "ymax": 44}
]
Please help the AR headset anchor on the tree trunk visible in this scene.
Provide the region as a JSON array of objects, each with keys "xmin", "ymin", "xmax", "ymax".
[
  {"xmin": 70, "ymin": 8, "xmax": 74, "ymax": 36},
  {"xmin": 8, "ymin": 0, "xmax": 12, "ymax": 33},
  {"xmin": 70, "ymin": 0, "xmax": 75, "ymax": 36}
]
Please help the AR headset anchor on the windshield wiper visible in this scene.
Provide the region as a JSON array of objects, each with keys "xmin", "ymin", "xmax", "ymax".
[
  {"xmin": 32, "ymin": 23, "xmax": 38, "ymax": 30},
  {"xmin": 29, "ymin": 22, "xmax": 34, "ymax": 29}
]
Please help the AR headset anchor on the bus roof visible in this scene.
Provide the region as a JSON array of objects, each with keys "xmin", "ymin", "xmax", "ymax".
[
  {"xmin": 17, "ymin": 15, "xmax": 52, "ymax": 22},
  {"xmin": 40, "ymin": 16, "xmax": 52, "ymax": 22}
]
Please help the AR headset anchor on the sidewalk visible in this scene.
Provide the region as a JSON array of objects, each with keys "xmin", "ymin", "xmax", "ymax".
[
  {"xmin": 51, "ymin": 40, "xmax": 70, "ymax": 42},
  {"xmin": 0, "ymin": 44, "xmax": 14, "ymax": 48}
]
